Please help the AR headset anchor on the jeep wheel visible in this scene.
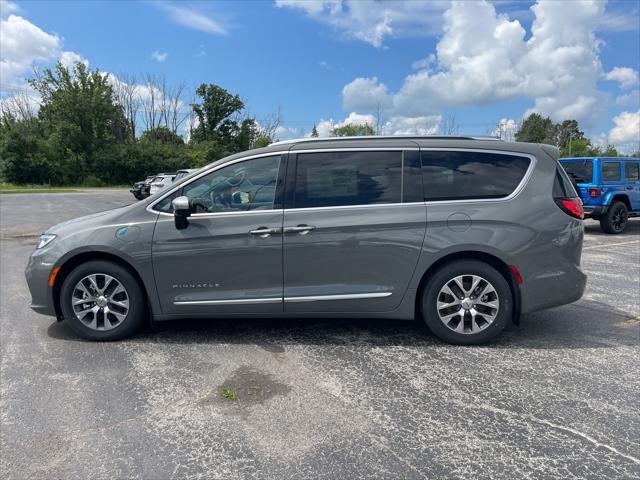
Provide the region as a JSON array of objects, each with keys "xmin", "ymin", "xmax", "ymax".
[{"xmin": 600, "ymin": 201, "xmax": 628, "ymax": 234}]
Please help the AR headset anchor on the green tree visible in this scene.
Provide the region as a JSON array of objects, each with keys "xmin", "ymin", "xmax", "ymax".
[
  {"xmin": 190, "ymin": 84, "xmax": 245, "ymax": 144},
  {"xmin": 253, "ymin": 136, "xmax": 272, "ymax": 148},
  {"xmin": 331, "ymin": 123, "xmax": 375, "ymax": 137},
  {"xmin": 24, "ymin": 61, "xmax": 129, "ymax": 183},
  {"xmin": 554, "ymin": 120, "xmax": 585, "ymax": 150},
  {"xmin": 310, "ymin": 124, "xmax": 319, "ymax": 137},
  {"xmin": 515, "ymin": 113, "xmax": 555, "ymax": 144},
  {"xmin": 140, "ymin": 126, "xmax": 184, "ymax": 144}
]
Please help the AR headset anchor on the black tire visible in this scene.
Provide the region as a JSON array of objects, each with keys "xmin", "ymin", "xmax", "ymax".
[
  {"xmin": 60, "ymin": 260, "xmax": 145, "ymax": 341},
  {"xmin": 421, "ymin": 260, "xmax": 512, "ymax": 345},
  {"xmin": 599, "ymin": 201, "xmax": 628, "ymax": 234}
]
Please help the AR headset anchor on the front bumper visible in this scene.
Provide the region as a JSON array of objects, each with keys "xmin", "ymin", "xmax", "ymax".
[{"xmin": 25, "ymin": 252, "xmax": 57, "ymax": 317}]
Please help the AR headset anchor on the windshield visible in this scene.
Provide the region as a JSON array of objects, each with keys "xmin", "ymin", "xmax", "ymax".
[{"xmin": 560, "ymin": 160, "xmax": 593, "ymax": 184}]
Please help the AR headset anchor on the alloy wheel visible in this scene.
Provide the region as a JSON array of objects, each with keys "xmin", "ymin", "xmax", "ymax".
[
  {"xmin": 436, "ymin": 274, "xmax": 499, "ymax": 334},
  {"xmin": 71, "ymin": 273, "xmax": 129, "ymax": 331},
  {"xmin": 612, "ymin": 206, "xmax": 628, "ymax": 232}
]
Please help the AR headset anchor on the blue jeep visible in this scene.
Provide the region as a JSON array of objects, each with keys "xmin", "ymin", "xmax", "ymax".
[{"xmin": 560, "ymin": 157, "xmax": 640, "ymax": 233}]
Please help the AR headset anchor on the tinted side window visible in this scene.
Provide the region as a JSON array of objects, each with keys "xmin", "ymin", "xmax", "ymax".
[
  {"xmin": 554, "ymin": 166, "xmax": 578, "ymax": 198},
  {"xmin": 154, "ymin": 155, "xmax": 281, "ymax": 214},
  {"xmin": 625, "ymin": 162, "xmax": 639, "ymax": 181},
  {"xmin": 421, "ymin": 151, "xmax": 530, "ymax": 201},
  {"xmin": 560, "ymin": 160, "xmax": 593, "ymax": 183},
  {"xmin": 293, "ymin": 151, "xmax": 402, "ymax": 208},
  {"xmin": 602, "ymin": 162, "xmax": 621, "ymax": 181}
]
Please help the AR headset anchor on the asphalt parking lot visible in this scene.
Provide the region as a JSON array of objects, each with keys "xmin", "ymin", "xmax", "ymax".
[{"xmin": 1, "ymin": 189, "xmax": 639, "ymax": 479}]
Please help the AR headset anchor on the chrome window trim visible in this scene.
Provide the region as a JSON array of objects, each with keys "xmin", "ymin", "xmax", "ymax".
[
  {"xmin": 420, "ymin": 148, "xmax": 537, "ymax": 205},
  {"xmin": 148, "ymin": 147, "xmax": 537, "ymax": 217},
  {"xmin": 284, "ymin": 292, "xmax": 392, "ymax": 302},
  {"xmin": 283, "ymin": 202, "xmax": 425, "ymax": 214}
]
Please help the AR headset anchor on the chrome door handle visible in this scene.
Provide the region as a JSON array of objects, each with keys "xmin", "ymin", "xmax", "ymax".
[
  {"xmin": 249, "ymin": 227, "xmax": 282, "ymax": 237},
  {"xmin": 283, "ymin": 225, "xmax": 316, "ymax": 234}
]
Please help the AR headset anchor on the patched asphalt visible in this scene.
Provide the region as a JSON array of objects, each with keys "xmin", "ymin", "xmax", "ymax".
[{"xmin": 1, "ymin": 190, "xmax": 638, "ymax": 479}]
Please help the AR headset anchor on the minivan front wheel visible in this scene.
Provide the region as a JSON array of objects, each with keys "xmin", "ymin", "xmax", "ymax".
[
  {"xmin": 60, "ymin": 260, "xmax": 145, "ymax": 340},
  {"xmin": 600, "ymin": 201, "xmax": 628, "ymax": 234},
  {"xmin": 421, "ymin": 260, "xmax": 512, "ymax": 345}
]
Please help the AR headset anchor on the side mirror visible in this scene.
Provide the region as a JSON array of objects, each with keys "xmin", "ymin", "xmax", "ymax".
[{"xmin": 172, "ymin": 196, "xmax": 191, "ymax": 230}]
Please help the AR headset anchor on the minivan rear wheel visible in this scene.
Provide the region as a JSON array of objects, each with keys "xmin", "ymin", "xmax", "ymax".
[
  {"xmin": 60, "ymin": 260, "xmax": 145, "ymax": 341},
  {"xmin": 599, "ymin": 201, "xmax": 628, "ymax": 234},
  {"xmin": 421, "ymin": 260, "xmax": 512, "ymax": 345}
]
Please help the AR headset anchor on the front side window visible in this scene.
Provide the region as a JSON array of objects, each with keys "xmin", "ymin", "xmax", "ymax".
[
  {"xmin": 602, "ymin": 162, "xmax": 621, "ymax": 181},
  {"xmin": 625, "ymin": 162, "xmax": 639, "ymax": 181},
  {"xmin": 292, "ymin": 151, "xmax": 402, "ymax": 208},
  {"xmin": 422, "ymin": 151, "xmax": 530, "ymax": 201},
  {"xmin": 154, "ymin": 155, "xmax": 280, "ymax": 214}
]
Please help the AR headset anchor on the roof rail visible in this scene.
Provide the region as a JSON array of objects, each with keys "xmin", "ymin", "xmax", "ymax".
[{"xmin": 272, "ymin": 135, "xmax": 503, "ymax": 145}]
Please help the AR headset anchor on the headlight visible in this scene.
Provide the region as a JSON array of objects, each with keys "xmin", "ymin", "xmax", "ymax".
[{"xmin": 37, "ymin": 234, "xmax": 57, "ymax": 249}]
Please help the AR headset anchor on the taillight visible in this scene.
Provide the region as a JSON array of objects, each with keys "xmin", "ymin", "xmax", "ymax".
[
  {"xmin": 588, "ymin": 187, "xmax": 601, "ymax": 197},
  {"xmin": 555, "ymin": 198, "xmax": 584, "ymax": 219}
]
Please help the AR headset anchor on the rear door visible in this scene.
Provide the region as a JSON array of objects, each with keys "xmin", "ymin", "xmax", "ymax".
[
  {"xmin": 281, "ymin": 148, "xmax": 426, "ymax": 313},
  {"xmin": 601, "ymin": 160, "xmax": 624, "ymax": 205},
  {"xmin": 624, "ymin": 161, "xmax": 640, "ymax": 211}
]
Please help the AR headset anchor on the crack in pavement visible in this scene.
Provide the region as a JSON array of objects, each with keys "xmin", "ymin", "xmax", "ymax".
[{"xmin": 456, "ymin": 401, "xmax": 640, "ymax": 466}]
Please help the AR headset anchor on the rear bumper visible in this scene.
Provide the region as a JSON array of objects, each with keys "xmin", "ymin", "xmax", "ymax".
[
  {"xmin": 521, "ymin": 264, "xmax": 587, "ymax": 314},
  {"xmin": 583, "ymin": 204, "xmax": 607, "ymax": 218}
]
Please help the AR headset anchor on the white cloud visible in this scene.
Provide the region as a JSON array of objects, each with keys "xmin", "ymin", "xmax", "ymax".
[
  {"xmin": 276, "ymin": 0, "xmax": 448, "ymax": 48},
  {"xmin": 342, "ymin": 76, "xmax": 392, "ymax": 110},
  {"xmin": 151, "ymin": 50, "xmax": 168, "ymax": 62},
  {"xmin": 411, "ymin": 54, "xmax": 435, "ymax": 71},
  {"xmin": 156, "ymin": 3, "xmax": 227, "ymax": 35},
  {"xmin": 312, "ymin": 111, "xmax": 376, "ymax": 137},
  {"xmin": 310, "ymin": 111, "xmax": 441, "ymax": 137},
  {"xmin": 0, "ymin": 0, "xmax": 20, "ymax": 16},
  {"xmin": 0, "ymin": 13, "xmax": 61, "ymax": 89},
  {"xmin": 383, "ymin": 115, "xmax": 441, "ymax": 135},
  {"xmin": 59, "ymin": 51, "xmax": 89, "ymax": 69},
  {"xmin": 616, "ymin": 90, "xmax": 640, "ymax": 108},
  {"xmin": 492, "ymin": 118, "xmax": 519, "ymax": 141},
  {"xmin": 597, "ymin": 8, "xmax": 640, "ymax": 32},
  {"xmin": 608, "ymin": 110, "xmax": 640, "ymax": 147},
  {"xmin": 341, "ymin": 0, "xmax": 608, "ymax": 126},
  {"xmin": 605, "ymin": 67, "xmax": 639, "ymax": 89}
]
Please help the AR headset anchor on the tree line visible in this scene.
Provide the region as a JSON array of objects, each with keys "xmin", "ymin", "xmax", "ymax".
[
  {"xmin": 0, "ymin": 62, "xmax": 278, "ymax": 186},
  {"xmin": 514, "ymin": 113, "xmax": 638, "ymax": 158}
]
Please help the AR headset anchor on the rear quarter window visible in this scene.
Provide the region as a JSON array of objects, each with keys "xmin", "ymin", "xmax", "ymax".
[
  {"xmin": 602, "ymin": 162, "xmax": 621, "ymax": 181},
  {"xmin": 559, "ymin": 160, "xmax": 593, "ymax": 184},
  {"xmin": 421, "ymin": 151, "xmax": 530, "ymax": 201}
]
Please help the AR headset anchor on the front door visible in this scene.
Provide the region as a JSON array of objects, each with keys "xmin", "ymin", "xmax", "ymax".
[
  {"xmin": 151, "ymin": 154, "xmax": 285, "ymax": 316},
  {"xmin": 282, "ymin": 149, "xmax": 426, "ymax": 313}
]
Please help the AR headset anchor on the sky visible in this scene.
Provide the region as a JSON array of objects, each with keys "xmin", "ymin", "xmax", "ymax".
[{"xmin": 1, "ymin": 0, "xmax": 639, "ymax": 152}]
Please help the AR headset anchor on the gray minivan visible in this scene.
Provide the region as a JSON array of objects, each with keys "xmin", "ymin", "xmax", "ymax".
[{"xmin": 25, "ymin": 137, "xmax": 586, "ymax": 344}]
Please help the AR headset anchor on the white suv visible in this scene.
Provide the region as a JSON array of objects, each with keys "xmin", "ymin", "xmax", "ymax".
[{"xmin": 149, "ymin": 174, "xmax": 176, "ymax": 195}]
